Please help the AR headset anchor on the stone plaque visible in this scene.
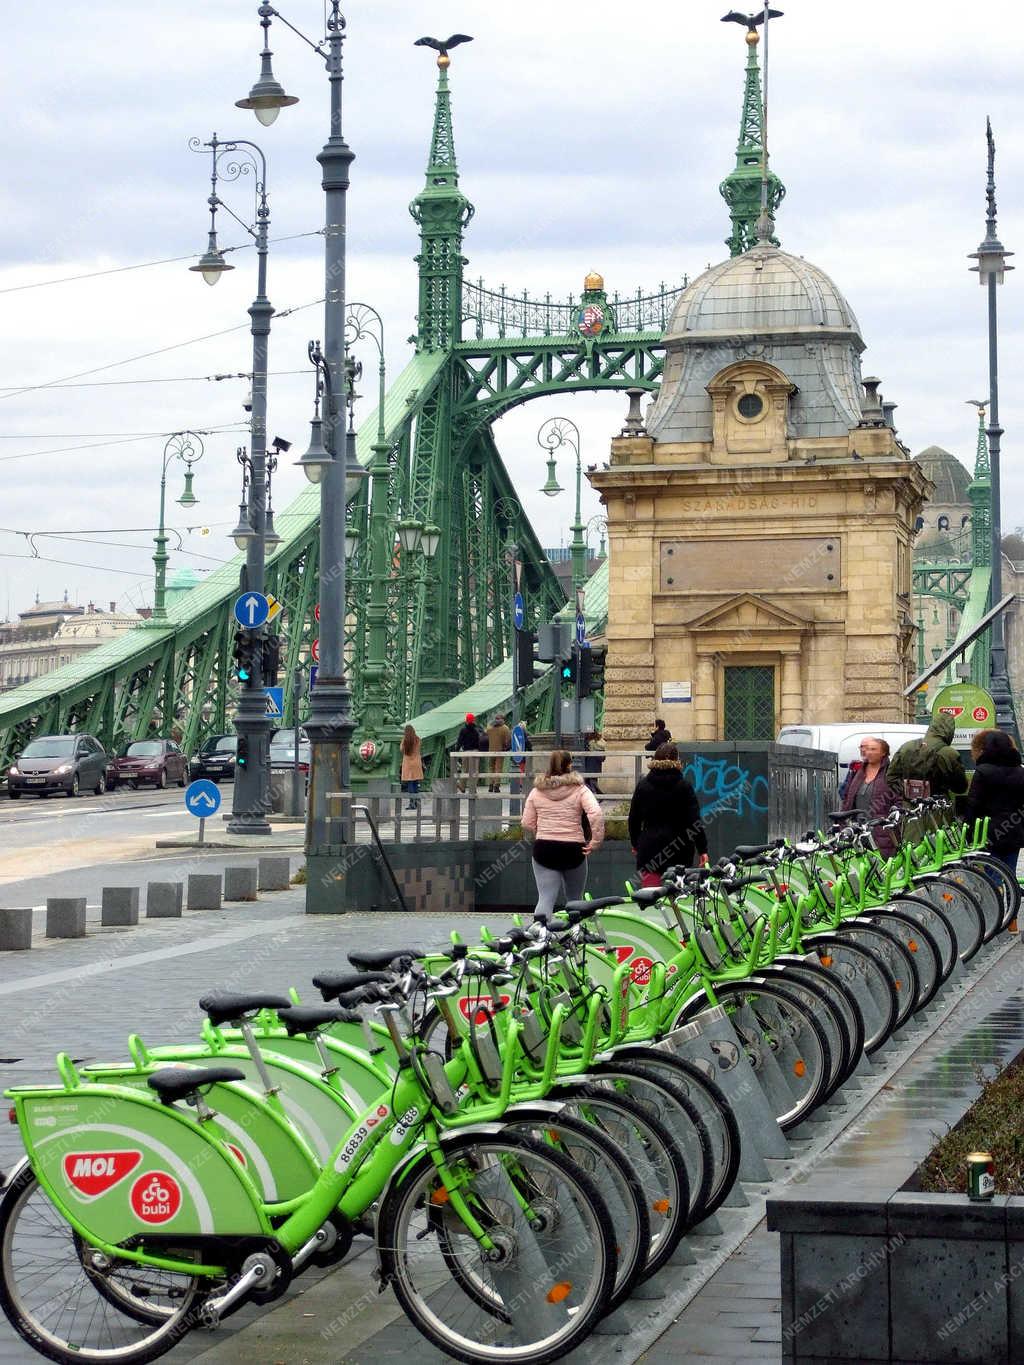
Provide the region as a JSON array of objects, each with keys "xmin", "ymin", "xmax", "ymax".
[{"xmin": 660, "ymin": 536, "xmax": 840, "ymax": 593}]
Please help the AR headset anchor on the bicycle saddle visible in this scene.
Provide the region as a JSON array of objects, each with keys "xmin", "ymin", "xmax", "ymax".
[
  {"xmin": 313, "ymin": 970, "xmax": 393, "ymax": 1001},
  {"xmin": 147, "ymin": 1065, "xmax": 245, "ymax": 1105},
  {"xmin": 276, "ymin": 1005, "xmax": 361, "ymax": 1036},
  {"xmin": 629, "ymin": 887, "xmax": 668, "ymax": 906},
  {"xmin": 564, "ymin": 897, "xmax": 620, "ymax": 913},
  {"xmin": 198, "ymin": 992, "xmax": 292, "ymax": 1027},
  {"xmin": 348, "ymin": 947, "xmax": 426, "ymax": 971}
]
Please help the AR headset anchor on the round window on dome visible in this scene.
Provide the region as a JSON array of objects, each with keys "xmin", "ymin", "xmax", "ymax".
[{"xmin": 737, "ymin": 392, "xmax": 764, "ymax": 420}]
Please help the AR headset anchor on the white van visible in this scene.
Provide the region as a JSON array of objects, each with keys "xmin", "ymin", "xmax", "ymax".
[{"xmin": 776, "ymin": 722, "xmax": 928, "ymax": 783}]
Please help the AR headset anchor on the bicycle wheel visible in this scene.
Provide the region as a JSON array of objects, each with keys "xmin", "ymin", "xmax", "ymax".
[
  {"xmin": 802, "ymin": 934, "xmax": 898, "ymax": 1054},
  {"xmin": 585, "ymin": 1062, "xmax": 713, "ymax": 1229},
  {"xmin": 0, "ymin": 1165, "xmax": 204, "ymax": 1365},
  {"xmin": 912, "ymin": 875, "xmax": 984, "ymax": 962},
  {"xmin": 608, "ymin": 1048, "xmax": 742, "ymax": 1219},
  {"xmin": 550, "ymin": 1082, "xmax": 690, "ymax": 1279},
  {"xmin": 836, "ymin": 920, "xmax": 919, "ymax": 1030},
  {"xmin": 771, "ymin": 957, "xmax": 864, "ymax": 1091},
  {"xmin": 863, "ymin": 910, "xmax": 942, "ymax": 1012},
  {"xmin": 888, "ymin": 895, "xmax": 958, "ymax": 981},
  {"xmin": 965, "ymin": 853, "xmax": 1021, "ymax": 932},
  {"xmin": 500, "ymin": 1107, "xmax": 650, "ymax": 1312},
  {"xmin": 378, "ymin": 1131, "xmax": 615, "ymax": 1365},
  {"xmin": 675, "ymin": 980, "xmax": 831, "ymax": 1131},
  {"xmin": 758, "ymin": 966, "xmax": 850, "ymax": 1099},
  {"xmin": 944, "ymin": 862, "xmax": 1004, "ymax": 939}
]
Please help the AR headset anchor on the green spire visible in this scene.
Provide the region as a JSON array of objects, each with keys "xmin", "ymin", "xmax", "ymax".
[
  {"xmin": 968, "ymin": 405, "xmax": 992, "ymax": 567},
  {"xmin": 719, "ymin": 30, "xmax": 785, "ymax": 256},
  {"xmin": 410, "ymin": 55, "xmax": 475, "ymax": 352}
]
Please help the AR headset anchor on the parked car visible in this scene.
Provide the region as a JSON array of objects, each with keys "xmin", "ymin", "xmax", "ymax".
[
  {"xmin": 269, "ymin": 729, "xmax": 311, "ymax": 774},
  {"xmin": 8, "ymin": 734, "xmax": 110, "ymax": 798},
  {"xmin": 777, "ymin": 722, "xmax": 928, "ymax": 785},
  {"xmin": 189, "ymin": 734, "xmax": 238, "ymax": 783},
  {"xmin": 112, "ymin": 739, "xmax": 188, "ymax": 790}
]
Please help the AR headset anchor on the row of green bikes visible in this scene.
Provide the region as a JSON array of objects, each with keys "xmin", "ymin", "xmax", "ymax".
[{"xmin": 1, "ymin": 796, "xmax": 1018, "ymax": 1364}]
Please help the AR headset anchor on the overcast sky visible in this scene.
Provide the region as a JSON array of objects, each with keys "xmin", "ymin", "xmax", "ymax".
[{"xmin": 2, "ymin": 0, "xmax": 1020, "ymax": 618}]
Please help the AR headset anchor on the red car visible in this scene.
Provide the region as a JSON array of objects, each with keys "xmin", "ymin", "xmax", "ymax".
[{"xmin": 112, "ymin": 739, "xmax": 188, "ymax": 790}]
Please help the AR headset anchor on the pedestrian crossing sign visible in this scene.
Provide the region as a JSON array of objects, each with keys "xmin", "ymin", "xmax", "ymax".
[{"xmin": 264, "ymin": 686, "xmax": 284, "ymax": 718}]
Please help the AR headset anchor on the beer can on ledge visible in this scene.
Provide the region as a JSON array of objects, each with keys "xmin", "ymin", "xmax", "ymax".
[{"xmin": 967, "ymin": 1151, "xmax": 995, "ymax": 1201}]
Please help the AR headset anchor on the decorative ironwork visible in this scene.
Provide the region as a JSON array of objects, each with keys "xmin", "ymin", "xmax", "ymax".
[{"xmin": 461, "ymin": 278, "xmax": 686, "ymax": 341}]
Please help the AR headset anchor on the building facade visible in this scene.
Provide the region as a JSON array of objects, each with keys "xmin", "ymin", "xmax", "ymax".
[
  {"xmin": 589, "ymin": 24, "xmax": 930, "ymax": 745},
  {"xmin": 0, "ymin": 597, "xmax": 143, "ymax": 693}
]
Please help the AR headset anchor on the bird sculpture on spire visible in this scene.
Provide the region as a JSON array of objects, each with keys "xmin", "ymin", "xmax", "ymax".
[
  {"xmin": 414, "ymin": 34, "xmax": 473, "ymax": 68},
  {"xmin": 721, "ymin": 8, "xmax": 783, "ymax": 31}
]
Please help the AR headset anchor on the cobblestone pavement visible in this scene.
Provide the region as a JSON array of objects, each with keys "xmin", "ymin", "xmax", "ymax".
[{"xmin": 1, "ymin": 895, "xmax": 1020, "ymax": 1364}]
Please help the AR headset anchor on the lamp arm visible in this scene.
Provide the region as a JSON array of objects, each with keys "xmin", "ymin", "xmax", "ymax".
[{"xmin": 264, "ymin": 4, "xmax": 331, "ymax": 58}]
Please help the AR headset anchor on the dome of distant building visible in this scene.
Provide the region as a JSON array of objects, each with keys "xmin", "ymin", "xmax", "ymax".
[{"xmin": 912, "ymin": 445, "xmax": 971, "ymax": 505}]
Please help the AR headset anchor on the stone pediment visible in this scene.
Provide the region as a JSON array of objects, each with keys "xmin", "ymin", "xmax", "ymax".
[{"xmin": 685, "ymin": 593, "xmax": 810, "ymax": 633}]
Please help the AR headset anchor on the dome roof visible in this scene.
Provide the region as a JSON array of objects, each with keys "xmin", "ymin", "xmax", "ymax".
[
  {"xmin": 913, "ymin": 446, "xmax": 971, "ymax": 505},
  {"xmin": 664, "ymin": 244, "xmax": 861, "ymax": 344}
]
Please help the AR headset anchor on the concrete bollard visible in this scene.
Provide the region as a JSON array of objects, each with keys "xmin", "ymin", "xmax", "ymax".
[
  {"xmin": 0, "ymin": 908, "xmax": 33, "ymax": 951},
  {"xmin": 46, "ymin": 898, "xmax": 86, "ymax": 939},
  {"xmin": 146, "ymin": 882, "xmax": 182, "ymax": 918},
  {"xmin": 258, "ymin": 856, "xmax": 291, "ymax": 892},
  {"xmin": 223, "ymin": 866, "xmax": 258, "ymax": 902},
  {"xmin": 187, "ymin": 874, "xmax": 222, "ymax": 912},
  {"xmin": 101, "ymin": 887, "xmax": 140, "ymax": 927}
]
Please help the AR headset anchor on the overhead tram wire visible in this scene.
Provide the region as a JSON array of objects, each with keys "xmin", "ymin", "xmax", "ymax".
[
  {"xmin": 0, "ymin": 369, "xmax": 312, "ymax": 394},
  {"xmin": 0, "ymin": 297, "xmax": 324, "ymax": 403},
  {"xmin": 0, "ymin": 423, "xmax": 250, "ymax": 466},
  {"xmin": 0, "ymin": 230, "xmax": 323, "ymax": 297},
  {"xmin": 0, "ymin": 552, "xmax": 214, "ymax": 578}
]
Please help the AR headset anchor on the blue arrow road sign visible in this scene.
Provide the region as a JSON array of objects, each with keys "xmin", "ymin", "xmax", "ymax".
[
  {"xmin": 575, "ymin": 612, "xmax": 586, "ymax": 645},
  {"xmin": 264, "ymin": 686, "xmax": 284, "ymax": 718},
  {"xmin": 185, "ymin": 779, "xmax": 222, "ymax": 818},
  {"xmin": 513, "ymin": 592, "xmax": 525, "ymax": 631},
  {"xmin": 511, "ymin": 722, "xmax": 526, "ymax": 755},
  {"xmin": 233, "ymin": 592, "xmax": 270, "ymax": 629}
]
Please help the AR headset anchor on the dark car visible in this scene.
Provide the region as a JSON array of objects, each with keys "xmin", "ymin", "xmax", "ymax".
[
  {"xmin": 269, "ymin": 729, "xmax": 311, "ymax": 775},
  {"xmin": 8, "ymin": 734, "xmax": 109, "ymax": 798},
  {"xmin": 112, "ymin": 739, "xmax": 188, "ymax": 790},
  {"xmin": 190, "ymin": 734, "xmax": 238, "ymax": 783}
]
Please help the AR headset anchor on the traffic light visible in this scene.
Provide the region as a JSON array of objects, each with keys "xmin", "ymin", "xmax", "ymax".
[
  {"xmin": 236, "ymin": 734, "xmax": 250, "ymax": 768},
  {"xmin": 578, "ymin": 648, "xmax": 594, "ymax": 698},
  {"xmin": 561, "ymin": 657, "xmax": 575, "ymax": 684},
  {"xmin": 232, "ymin": 629, "xmax": 257, "ymax": 688},
  {"xmin": 515, "ymin": 628, "xmax": 537, "ymax": 685},
  {"xmin": 262, "ymin": 633, "xmax": 282, "ymax": 686},
  {"xmin": 590, "ymin": 645, "xmax": 607, "ymax": 693}
]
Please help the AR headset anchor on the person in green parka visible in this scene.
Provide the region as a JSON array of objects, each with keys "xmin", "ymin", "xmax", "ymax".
[{"xmin": 888, "ymin": 712, "xmax": 968, "ymax": 798}]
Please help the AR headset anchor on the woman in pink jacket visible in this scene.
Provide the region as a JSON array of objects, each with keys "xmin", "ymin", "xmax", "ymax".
[{"xmin": 521, "ymin": 750, "xmax": 605, "ymax": 920}]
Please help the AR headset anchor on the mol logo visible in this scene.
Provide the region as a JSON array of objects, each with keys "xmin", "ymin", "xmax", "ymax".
[
  {"xmin": 129, "ymin": 1171, "xmax": 182, "ymax": 1225},
  {"xmin": 63, "ymin": 1150, "xmax": 142, "ymax": 1200}
]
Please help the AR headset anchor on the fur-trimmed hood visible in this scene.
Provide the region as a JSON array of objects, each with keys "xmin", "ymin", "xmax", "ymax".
[
  {"xmin": 533, "ymin": 770, "xmax": 584, "ymax": 797},
  {"xmin": 648, "ymin": 759, "xmax": 682, "ymax": 771}
]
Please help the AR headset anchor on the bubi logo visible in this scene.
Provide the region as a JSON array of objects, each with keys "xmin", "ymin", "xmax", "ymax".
[
  {"xmin": 458, "ymin": 995, "xmax": 512, "ymax": 1025},
  {"xmin": 63, "ymin": 1150, "xmax": 142, "ymax": 1200},
  {"xmin": 130, "ymin": 1172, "xmax": 182, "ymax": 1224},
  {"xmin": 629, "ymin": 956, "xmax": 655, "ymax": 986}
]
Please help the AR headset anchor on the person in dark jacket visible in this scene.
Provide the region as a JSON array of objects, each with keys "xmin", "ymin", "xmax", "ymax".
[
  {"xmin": 454, "ymin": 712, "xmax": 483, "ymax": 791},
  {"xmin": 628, "ymin": 743, "xmax": 708, "ymax": 886},
  {"xmin": 840, "ymin": 738, "xmax": 899, "ymax": 857},
  {"xmin": 645, "ymin": 718, "xmax": 672, "ymax": 752},
  {"xmin": 965, "ymin": 729, "xmax": 1024, "ymax": 877},
  {"xmin": 888, "ymin": 712, "xmax": 968, "ymax": 798}
]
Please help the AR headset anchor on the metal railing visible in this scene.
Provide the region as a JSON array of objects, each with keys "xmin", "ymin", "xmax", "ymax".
[{"xmin": 460, "ymin": 281, "xmax": 688, "ymax": 341}]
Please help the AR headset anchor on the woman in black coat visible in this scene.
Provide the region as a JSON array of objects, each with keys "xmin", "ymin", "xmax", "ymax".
[
  {"xmin": 965, "ymin": 729, "xmax": 1024, "ymax": 878},
  {"xmin": 628, "ymin": 743, "xmax": 708, "ymax": 887}
]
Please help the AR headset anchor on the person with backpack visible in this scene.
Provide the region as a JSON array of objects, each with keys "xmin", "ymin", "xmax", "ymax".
[
  {"xmin": 628, "ymin": 742, "xmax": 708, "ymax": 886},
  {"xmin": 522, "ymin": 749, "xmax": 604, "ymax": 920},
  {"xmin": 965, "ymin": 729, "xmax": 1024, "ymax": 877},
  {"xmin": 888, "ymin": 712, "xmax": 968, "ymax": 799}
]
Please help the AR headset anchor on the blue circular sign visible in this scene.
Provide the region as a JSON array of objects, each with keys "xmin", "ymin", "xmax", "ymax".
[
  {"xmin": 513, "ymin": 592, "xmax": 525, "ymax": 631},
  {"xmin": 185, "ymin": 779, "xmax": 222, "ymax": 818},
  {"xmin": 233, "ymin": 592, "xmax": 270, "ymax": 629},
  {"xmin": 511, "ymin": 723, "xmax": 526, "ymax": 755},
  {"xmin": 575, "ymin": 612, "xmax": 586, "ymax": 645}
]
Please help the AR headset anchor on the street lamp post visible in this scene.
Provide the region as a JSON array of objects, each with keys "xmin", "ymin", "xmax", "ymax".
[
  {"xmin": 968, "ymin": 118, "xmax": 1016, "ymax": 738},
  {"xmin": 236, "ymin": 0, "xmax": 359, "ymax": 860},
  {"xmin": 189, "ymin": 132, "xmax": 274, "ymax": 835},
  {"xmin": 152, "ymin": 431, "xmax": 204, "ymax": 621},
  {"xmin": 538, "ymin": 417, "xmax": 587, "ymax": 597}
]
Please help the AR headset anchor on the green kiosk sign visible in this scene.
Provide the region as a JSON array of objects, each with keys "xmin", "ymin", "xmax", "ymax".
[{"xmin": 931, "ymin": 682, "xmax": 996, "ymax": 749}]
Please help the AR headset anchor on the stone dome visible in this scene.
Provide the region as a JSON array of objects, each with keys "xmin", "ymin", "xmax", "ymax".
[
  {"xmin": 664, "ymin": 244, "xmax": 861, "ymax": 343},
  {"xmin": 912, "ymin": 446, "xmax": 971, "ymax": 505}
]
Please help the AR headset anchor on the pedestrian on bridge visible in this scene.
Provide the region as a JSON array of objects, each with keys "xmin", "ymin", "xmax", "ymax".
[
  {"xmin": 400, "ymin": 725, "xmax": 423, "ymax": 809},
  {"xmin": 454, "ymin": 713, "xmax": 484, "ymax": 792},
  {"xmin": 522, "ymin": 750, "xmax": 604, "ymax": 921},
  {"xmin": 486, "ymin": 714, "xmax": 511, "ymax": 792}
]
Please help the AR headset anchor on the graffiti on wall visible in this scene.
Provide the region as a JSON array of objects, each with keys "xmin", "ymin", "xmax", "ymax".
[{"xmin": 683, "ymin": 754, "xmax": 769, "ymax": 819}]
